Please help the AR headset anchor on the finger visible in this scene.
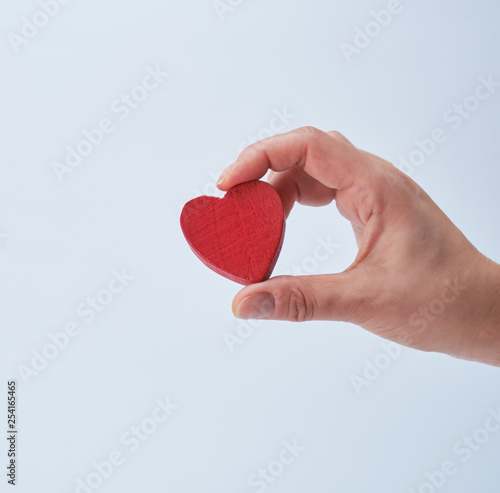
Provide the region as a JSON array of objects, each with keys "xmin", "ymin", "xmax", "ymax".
[
  {"xmin": 232, "ymin": 272, "xmax": 371, "ymax": 323},
  {"xmin": 267, "ymin": 167, "xmax": 337, "ymax": 218},
  {"xmin": 217, "ymin": 127, "xmax": 364, "ymax": 191}
]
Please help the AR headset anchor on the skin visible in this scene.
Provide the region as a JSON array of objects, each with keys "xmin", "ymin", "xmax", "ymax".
[{"xmin": 216, "ymin": 127, "xmax": 500, "ymax": 366}]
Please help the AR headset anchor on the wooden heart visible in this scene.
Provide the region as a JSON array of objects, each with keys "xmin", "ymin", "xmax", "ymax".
[{"xmin": 180, "ymin": 180, "xmax": 285, "ymax": 285}]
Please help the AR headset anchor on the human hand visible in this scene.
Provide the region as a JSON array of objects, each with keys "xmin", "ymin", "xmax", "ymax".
[{"xmin": 216, "ymin": 127, "xmax": 500, "ymax": 366}]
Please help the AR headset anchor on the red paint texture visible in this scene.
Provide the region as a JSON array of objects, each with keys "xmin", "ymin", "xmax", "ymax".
[{"xmin": 180, "ymin": 180, "xmax": 285, "ymax": 285}]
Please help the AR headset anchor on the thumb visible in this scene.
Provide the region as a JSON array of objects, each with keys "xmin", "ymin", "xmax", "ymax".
[{"xmin": 232, "ymin": 273, "xmax": 363, "ymax": 322}]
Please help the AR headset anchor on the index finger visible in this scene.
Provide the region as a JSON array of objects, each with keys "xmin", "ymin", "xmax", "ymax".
[{"xmin": 216, "ymin": 127, "xmax": 362, "ymax": 191}]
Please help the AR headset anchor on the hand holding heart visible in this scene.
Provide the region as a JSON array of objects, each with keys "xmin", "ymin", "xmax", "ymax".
[{"xmin": 215, "ymin": 127, "xmax": 500, "ymax": 366}]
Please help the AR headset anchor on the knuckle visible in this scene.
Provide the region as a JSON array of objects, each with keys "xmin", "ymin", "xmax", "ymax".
[
  {"xmin": 283, "ymin": 282, "xmax": 316, "ymax": 322},
  {"xmin": 297, "ymin": 125, "xmax": 324, "ymax": 141},
  {"xmin": 327, "ymin": 130, "xmax": 345, "ymax": 140}
]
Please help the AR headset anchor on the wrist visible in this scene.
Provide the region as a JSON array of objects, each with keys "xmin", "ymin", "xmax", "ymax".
[{"xmin": 467, "ymin": 257, "xmax": 500, "ymax": 366}]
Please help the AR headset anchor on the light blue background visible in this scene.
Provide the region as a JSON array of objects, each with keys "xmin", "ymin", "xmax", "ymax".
[{"xmin": 1, "ymin": 0, "xmax": 500, "ymax": 492}]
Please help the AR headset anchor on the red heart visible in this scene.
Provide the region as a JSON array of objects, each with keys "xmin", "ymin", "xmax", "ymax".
[{"xmin": 180, "ymin": 180, "xmax": 285, "ymax": 285}]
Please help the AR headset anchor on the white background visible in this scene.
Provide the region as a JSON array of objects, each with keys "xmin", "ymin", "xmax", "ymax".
[{"xmin": 1, "ymin": 0, "xmax": 500, "ymax": 492}]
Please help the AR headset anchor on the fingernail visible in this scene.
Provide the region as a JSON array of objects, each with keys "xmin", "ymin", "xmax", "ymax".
[
  {"xmin": 216, "ymin": 163, "xmax": 234, "ymax": 187},
  {"xmin": 235, "ymin": 293, "xmax": 275, "ymax": 319}
]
